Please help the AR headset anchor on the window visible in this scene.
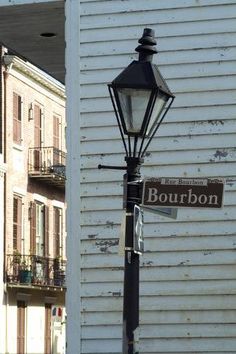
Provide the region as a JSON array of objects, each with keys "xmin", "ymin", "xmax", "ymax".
[
  {"xmin": 53, "ymin": 207, "xmax": 63, "ymax": 258},
  {"xmin": 34, "ymin": 104, "xmax": 42, "ymax": 148},
  {"xmin": 13, "ymin": 195, "xmax": 22, "ymax": 253},
  {"xmin": 30, "ymin": 201, "xmax": 49, "ymax": 256},
  {"xmin": 53, "ymin": 115, "xmax": 60, "ymax": 150},
  {"xmin": 33, "ymin": 104, "xmax": 42, "ymax": 171},
  {"xmin": 13, "ymin": 92, "xmax": 22, "ymax": 144},
  {"xmin": 36, "ymin": 202, "xmax": 44, "ymax": 256},
  {"xmin": 53, "ymin": 115, "xmax": 61, "ymax": 165}
]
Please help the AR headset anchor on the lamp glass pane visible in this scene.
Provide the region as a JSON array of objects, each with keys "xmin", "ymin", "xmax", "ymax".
[
  {"xmin": 146, "ymin": 94, "xmax": 168, "ymax": 136},
  {"xmin": 117, "ymin": 88, "xmax": 151, "ymax": 135}
]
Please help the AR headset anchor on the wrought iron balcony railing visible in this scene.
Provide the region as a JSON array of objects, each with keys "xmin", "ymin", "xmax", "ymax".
[
  {"xmin": 28, "ymin": 147, "xmax": 66, "ymax": 187},
  {"xmin": 6, "ymin": 254, "xmax": 66, "ymax": 288}
]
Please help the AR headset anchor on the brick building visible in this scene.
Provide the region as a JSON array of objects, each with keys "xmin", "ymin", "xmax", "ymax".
[{"xmin": 1, "ymin": 49, "xmax": 66, "ymax": 354}]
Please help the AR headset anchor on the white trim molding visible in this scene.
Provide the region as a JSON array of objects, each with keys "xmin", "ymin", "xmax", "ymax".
[
  {"xmin": 2, "ymin": 55, "xmax": 65, "ymax": 99},
  {"xmin": 33, "ymin": 193, "xmax": 47, "ymax": 204},
  {"xmin": 13, "ymin": 187, "xmax": 26, "ymax": 196}
]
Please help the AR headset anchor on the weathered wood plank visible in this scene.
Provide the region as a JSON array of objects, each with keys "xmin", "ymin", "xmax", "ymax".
[
  {"xmin": 139, "ymin": 337, "xmax": 236, "ymax": 353},
  {"xmin": 80, "ymin": 105, "xmax": 236, "ymax": 126},
  {"xmin": 81, "ymin": 149, "xmax": 236, "ymax": 170},
  {"xmin": 82, "ymin": 75, "xmax": 236, "ymax": 99},
  {"xmin": 80, "ymin": 5, "xmax": 236, "ymax": 29},
  {"xmin": 81, "ymin": 163, "xmax": 236, "ymax": 183},
  {"xmin": 82, "ymin": 294, "xmax": 236, "ymax": 311},
  {"xmin": 81, "ymin": 178, "xmax": 236, "ymax": 197},
  {"xmin": 80, "ymin": 62, "xmax": 236, "ymax": 84},
  {"xmin": 81, "ymin": 323, "xmax": 236, "ymax": 339},
  {"xmin": 81, "ymin": 279, "xmax": 236, "ymax": 297},
  {"xmin": 81, "ymin": 234, "xmax": 236, "ymax": 255},
  {"xmin": 80, "ymin": 33, "xmax": 236, "ymax": 58},
  {"xmin": 81, "ymin": 206, "xmax": 236, "ymax": 226},
  {"xmin": 80, "ymin": 91, "xmax": 236, "ymax": 112},
  {"xmin": 81, "ymin": 47, "xmax": 236, "ymax": 70},
  {"xmin": 82, "ymin": 264, "xmax": 236, "ymax": 283},
  {"xmin": 82, "ymin": 309, "xmax": 236, "ymax": 325},
  {"xmin": 81, "ymin": 220, "xmax": 236, "ymax": 240},
  {"xmin": 81, "ymin": 18, "xmax": 236, "ymax": 43},
  {"xmin": 81, "ymin": 134, "xmax": 236, "ymax": 155},
  {"xmin": 81, "ymin": 0, "xmax": 234, "ymax": 4},
  {"xmin": 81, "ymin": 249, "xmax": 236, "ymax": 268},
  {"xmin": 81, "ymin": 191, "xmax": 235, "ymax": 212},
  {"xmin": 81, "ymin": 119, "xmax": 236, "ymax": 141}
]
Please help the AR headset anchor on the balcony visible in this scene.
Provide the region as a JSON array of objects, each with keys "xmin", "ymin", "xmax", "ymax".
[
  {"xmin": 5, "ymin": 254, "xmax": 66, "ymax": 289},
  {"xmin": 28, "ymin": 147, "xmax": 66, "ymax": 189}
]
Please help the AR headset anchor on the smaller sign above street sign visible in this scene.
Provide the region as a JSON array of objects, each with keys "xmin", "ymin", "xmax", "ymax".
[{"xmin": 142, "ymin": 177, "xmax": 224, "ymax": 209}]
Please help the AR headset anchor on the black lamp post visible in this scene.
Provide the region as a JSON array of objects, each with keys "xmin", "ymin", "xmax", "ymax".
[{"xmin": 99, "ymin": 28, "xmax": 174, "ymax": 354}]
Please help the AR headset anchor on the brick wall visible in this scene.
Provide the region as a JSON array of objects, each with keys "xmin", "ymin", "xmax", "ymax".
[{"xmin": 4, "ymin": 57, "xmax": 66, "ymax": 257}]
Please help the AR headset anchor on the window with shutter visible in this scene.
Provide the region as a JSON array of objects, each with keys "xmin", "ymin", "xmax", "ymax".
[
  {"xmin": 30, "ymin": 202, "xmax": 36, "ymax": 255},
  {"xmin": 35, "ymin": 202, "xmax": 45, "ymax": 257},
  {"xmin": 44, "ymin": 205, "xmax": 49, "ymax": 257},
  {"xmin": 13, "ymin": 195, "xmax": 22, "ymax": 253},
  {"xmin": 34, "ymin": 104, "xmax": 42, "ymax": 147},
  {"xmin": 53, "ymin": 115, "xmax": 60, "ymax": 165},
  {"xmin": 34, "ymin": 104, "xmax": 42, "ymax": 171},
  {"xmin": 13, "ymin": 92, "xmax": 22, "ymax": 145},
  {"xmin": 30, "ymin": 202, "xmax": 49, "ymax": 258},
  {"xmin": 53, "ymin": 207, "xmax": 62, "ymax": 258},
  {"xmin": 53, "ymin": 115, "xmax": 60, "ymax": 149}
]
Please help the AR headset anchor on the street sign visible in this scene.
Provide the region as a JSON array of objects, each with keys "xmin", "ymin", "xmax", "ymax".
[{"xmin": 142, "ymin": 177, "xmax": 224, "ymax": 209}]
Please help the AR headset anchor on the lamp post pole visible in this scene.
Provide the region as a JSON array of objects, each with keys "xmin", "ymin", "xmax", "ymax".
[
  {"xmin": 123, "ymin": 157, "xmax": 143, "ymax": 354},
  {"xmin": 99, "ymin": 27, "xmax": 175, "ymax": 354}
]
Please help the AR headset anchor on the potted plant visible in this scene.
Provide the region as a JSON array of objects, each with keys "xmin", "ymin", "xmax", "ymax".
[{"xmin": 18, "ymin": 258, "xmax": 32, "ymax": 284}]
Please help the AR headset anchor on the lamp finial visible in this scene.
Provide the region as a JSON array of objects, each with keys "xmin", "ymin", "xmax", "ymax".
[{"xmin": 135, "ymin": 28, "xmax": 157, "ymax": 62}]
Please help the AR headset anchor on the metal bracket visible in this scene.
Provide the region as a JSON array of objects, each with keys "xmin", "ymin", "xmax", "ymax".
[
  {"xmin": 98, "ymin": 164, "xmax": 126, "ymax": 170},
  {"xmin": 124, "ymin": 247, "xmax": 133, "ymax": 251}
]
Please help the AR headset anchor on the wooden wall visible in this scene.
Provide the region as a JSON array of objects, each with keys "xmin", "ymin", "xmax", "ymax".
[{"xmin": 69, "ymin": 0, "xmax": 236, "ymax": 352}]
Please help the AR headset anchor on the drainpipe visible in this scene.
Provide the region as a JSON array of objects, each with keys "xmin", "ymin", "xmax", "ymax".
[
  {"xmin": 0, "ymin": 45, "xmax": 6, "ymax": 354},
  {"xmin": 2, "ymin": 51, "xmax": 12, "ymax": 354},
  {"xmin": 2, "ymin": 57, "xmax": 9, "ymax": 284},
  {"xmin": 2, "ymin": 53, "xmax": 13, "ymax": 274},
  {"xmin": 0, "ymin": 47, "xmax": 3, "ymax": 157}
]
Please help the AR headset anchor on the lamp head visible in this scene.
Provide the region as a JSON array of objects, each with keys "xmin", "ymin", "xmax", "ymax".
[{"xmin": 108, "ymin": 28, "xmax": 175, "ymax": 157}]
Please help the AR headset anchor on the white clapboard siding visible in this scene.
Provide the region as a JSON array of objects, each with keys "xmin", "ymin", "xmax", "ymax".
[{"xmin": 80, "ymin": 0, "xmax": 236, "ymax": 353}]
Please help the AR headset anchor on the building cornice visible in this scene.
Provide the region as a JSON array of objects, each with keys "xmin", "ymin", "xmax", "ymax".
[{"xmin": 3, "ymin": 55, "xmax": 65, "ymax": 99}]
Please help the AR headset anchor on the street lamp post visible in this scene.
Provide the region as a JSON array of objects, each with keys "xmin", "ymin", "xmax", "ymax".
[{"xmin": 99, "ymin": 28, "xmax": 174, "ymax": 354}]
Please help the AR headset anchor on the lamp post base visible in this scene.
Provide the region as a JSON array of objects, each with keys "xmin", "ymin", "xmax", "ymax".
[{"xmin": 123, "ymin": 251, "xmax": 139, "ymax": 354}]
